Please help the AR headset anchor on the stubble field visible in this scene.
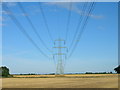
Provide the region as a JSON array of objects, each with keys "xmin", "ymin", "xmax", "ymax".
[{"xmin": 1, "ymin": 74, "xmax": 118, "ymax": 88}]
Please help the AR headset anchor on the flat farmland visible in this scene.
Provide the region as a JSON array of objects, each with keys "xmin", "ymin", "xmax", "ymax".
[{"xmin": 2, "ymin": 74, "xmax": 118, "ymax": 88}]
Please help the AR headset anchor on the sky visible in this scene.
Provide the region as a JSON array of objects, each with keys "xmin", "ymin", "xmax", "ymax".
[{"xmin": 1, "ymin": 2, "xmax": 118, "ymax": 74}]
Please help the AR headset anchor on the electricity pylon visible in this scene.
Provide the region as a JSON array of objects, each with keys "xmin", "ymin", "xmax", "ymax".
[{"xmin": 53, "ymin": 38, "xmax": 67, "ymax": 75}]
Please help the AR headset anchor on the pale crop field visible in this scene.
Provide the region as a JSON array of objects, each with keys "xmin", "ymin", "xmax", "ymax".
[{"xmin": 1, "ymin": 74, "xmax": 118, "ymax": 88}]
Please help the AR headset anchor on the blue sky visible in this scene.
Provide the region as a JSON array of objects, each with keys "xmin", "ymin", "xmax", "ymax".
[{"xmin": 2, "ymin": 2, "xmax": 118, "ymax": 74}]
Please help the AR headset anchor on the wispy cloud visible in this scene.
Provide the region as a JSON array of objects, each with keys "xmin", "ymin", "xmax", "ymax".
[
  {"xmin": 2, "ymin": 10, "xmax": 11, "ymax": 15},
  {"xmin": 97, "ymin": 26, "xmax": 105, "ymax": 30},
  {"xmin": 21, "ymin": 13, "xmax": 29, "ymax": 16},
  {"xmin": 44, "ymin": 2, "xmax": 104, "ymax": 19},
  {"xmin": 0, "ymin": 23, "xmax": 6, "ymax": 26},
  {"xmin": 2, "ymin": 3, "xmax": 40, "ymax": 16},
  {"xmin": 89, "ymin": 14, "xmax": 104, "ymax": 19},
  {"xmin": 6, "ymin": 2, "xmax": 17, "ymax": 7},
  {"xmin": 0, "ymin": 16, "xmax": 6, "ymax": 26},
  {"xmin": 2, "ymin": 2, "xmax": 104, "ymax": 19},
  {"xmin": 0, "ymin": 17, "xmax": 5, "ymax": 21}
]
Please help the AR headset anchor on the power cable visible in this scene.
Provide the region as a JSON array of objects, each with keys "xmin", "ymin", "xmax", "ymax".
[
  {"xmin": 18, "ymin": 2, "xmax": 52, "ymax": 53},
  {"xmin": 38, "ymin": 2, "xmax": 54, "ymax": 42},
  {"xmin": 65, "ymin": 2, "xmax": 72, "ymax": 43},
  {"xmin": 68, "ymin": 2, "xmax": 88, "ymax": 52},
  {"xmin": 68, "ymin": 2, "xmax": 95, "ymax": 59},
  {"xmin": 3, "ymin": 4, "xmax": 50, "ymax": 59}
]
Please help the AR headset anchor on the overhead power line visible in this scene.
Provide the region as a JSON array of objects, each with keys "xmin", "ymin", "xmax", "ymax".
[
  {"xmin": 3, "ymin": 4, "xmax": 50, "ymax": 59},
  {"xmin": 18, "ymin": 2, "xmax": 52, "ymax": 53},
  {"xmin": 68, "ymin": 2, "xmax": 95, "ymax": 59},
  {"xmin": 65, "ymin": 2, "xmax": 72, "ymax": 43},
  {"xmin": 68, "ymin": 2, "xmax": 88, "ymax": 52},
  {"xmin": 38, "ymin": 2, "xmax": 54, "ymax": 42}
]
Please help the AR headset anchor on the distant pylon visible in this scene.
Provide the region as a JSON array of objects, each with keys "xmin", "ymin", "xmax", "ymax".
[{"xmin": 53, "ymin": 38, "xmax": 67, "ymax": 75}]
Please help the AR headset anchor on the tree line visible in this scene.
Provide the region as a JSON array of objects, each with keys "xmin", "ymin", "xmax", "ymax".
[{"xmin": 0, "ymin": 65, "xmax": 120, "ymax": 77}]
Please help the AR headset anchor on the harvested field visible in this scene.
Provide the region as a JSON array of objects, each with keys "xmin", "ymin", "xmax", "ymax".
[{"xmin": 2, "ymin": 74, "xmax": 118, "ymax": 88}]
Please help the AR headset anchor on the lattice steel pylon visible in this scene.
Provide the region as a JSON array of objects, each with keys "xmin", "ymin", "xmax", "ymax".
[{"xmin": 53, "ymin": 38, "xmax": 67, "ymax": 75}]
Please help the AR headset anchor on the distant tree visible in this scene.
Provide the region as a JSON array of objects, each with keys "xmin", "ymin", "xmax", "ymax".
[
  {"xmin": 0, "ymin": 66, "xmax": 10, "ymax": 77},
  {"xmin": 114, "ymin": 65, "xmax": 120, "ymax": 74},
  {"xmin": 49, "ymin": 73, "xmax": 55, "ymax": 75},
  {"xmin": 108, "ymin": 72, "xmax": 112, "ymax": 74},
  {"xmin": 110, "ymin": 72, "xmax": 113, "ymax": 74},
  {"xmin": 102, "ymin": 72, "xmax": 107, "ymax": 74},
  {"xmin": 85, "ymin": 72, "xmax": 92, "ymax": 74}
]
